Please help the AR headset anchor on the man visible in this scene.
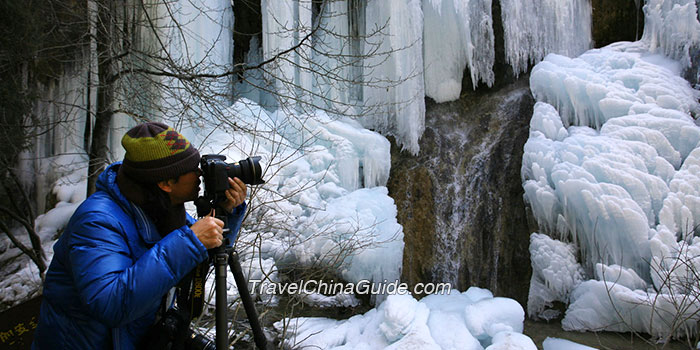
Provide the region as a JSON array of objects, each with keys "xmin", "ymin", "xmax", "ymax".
[{"xmin": 32, "ymin": 122, "xmax": 247, "ymax": 349}]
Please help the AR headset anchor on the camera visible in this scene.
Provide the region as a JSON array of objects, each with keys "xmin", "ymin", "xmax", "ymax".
[
  {"xmin": 140, "ymin": 308, "xmax": 215, "ymax": 350},
  {"xmin": 200, "ymin": 154, "xmax": 264, "ymax": 197}
]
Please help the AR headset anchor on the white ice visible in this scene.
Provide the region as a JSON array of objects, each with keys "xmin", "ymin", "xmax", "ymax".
[
  {"xmin": 530, "ymin": 42, "xmax": 700, "ymax": 129},
  {"xmin": 176, "ymin": 99, "xmax": 403, "ymax": 307},
  {"xmin": 275, "ymin": 289, "xmax": 535, "ymax": 350},
  {"xmin": 523, "ymin": 0, "xmax": 700, "ymax": 339},
  {"xmin": 527, "ymin": 233, "xmax": 584, "ymax": 321},
  {"xmin": 423, "ymin": 0, "xmax": 495, "ymax": 102},
  {"xmin": 542, "ymin": 337, "xmax": 597, "ymax": 350},
  {"xmin": 257, "ymin": 0, "xmax": 426, "ymax": 154},
  {"xmin": 261, "ymin": 0, "xmax": 312, "ymax": 109},
  {"xmin": 562, "ymin": 280, "xmax": 699, "ymax": 339},
  {"xmin": 500, "ymin": 0, "xmax": 592, "ymax": 76},
  {"xmin": 361, "ymin": 0, "xmax": 425, "ymax": 155},
  {"xmin": 643, "ymin": 0, "xmax": 700, "ymax": 69}
]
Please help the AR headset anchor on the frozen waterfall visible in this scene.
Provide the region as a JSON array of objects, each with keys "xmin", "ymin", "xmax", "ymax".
[
  {"xmin": 423, "ymin": 0, "xmax": 495, "ymax": 102},
  {"xmin": 500, "ymin": 0, "xmax": 592, "ymax": 77}
]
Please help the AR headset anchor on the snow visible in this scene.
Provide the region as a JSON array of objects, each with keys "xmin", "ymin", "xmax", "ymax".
[
  {"xmin": 275, "ymin": 289, "xmax": 533, "ymax": 350},
  {"xmin": 522, "ymin": 0, "xmax": 700, "ymax": 339},
  {"xmin": 0, "ymin": 155, "xmax": 87, "ymax": 307}
]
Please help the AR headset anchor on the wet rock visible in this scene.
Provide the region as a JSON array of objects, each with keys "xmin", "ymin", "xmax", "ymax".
[{"xmin": 389, "ymin": 77, "xmax": 534, "ymax": 304}]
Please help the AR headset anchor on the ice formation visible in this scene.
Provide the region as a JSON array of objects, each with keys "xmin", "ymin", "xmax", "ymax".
[
  {"xmin": 183, "ymin": 99, "xmax": 403, "ymax": 305},
  {"xmin": 275, "ymin": 289, "xmax": 535, "ymax": 350},
  {"xmin": 523, "ymin": 0, "xmax": 700, "ymax": 339},
  {"xmin": 423, "ymin": 0, "xmax": 495, "ymax": 102},
  {"xmin": 257, "ymin": 0, "xmax": 426, "ymax": 154},
  {"xmin": 252, "ymin": 0, "xmax": 598, "ymax": 153},
  {"xmin": 361, "ymin": 0, "xmax": 425, "ymax": 154},
  {"xmin": 562, "ymin": 279, "xmax": 700, "ymax": 339},
  {"xmin": 261, "ymin": 0, "xmax": 312, "ymax": 109},
  {"xmin": 542, "ymin": 337, "xmax": 597, "ymax": 350},
  {"xmin": 500, "ymin": 0, "xmax": 592, "ymax": 76},
  {"xmin": 161, "ymin": 0, "xmax": 235, "ymax": 121},
  {"xmin": 167, "ymin": 0, "xmax": 233, "ymax": 70},
  {"xmin": 527, "ymin": 233, "xmax": 584, "ymax": 321},
  {"xmin": 530, "ymin": 42, "xmax": 700, "ymax": 129},
  {"xmin": 643, "ymin": 0, "xmax": 700, "ymax": 69}
]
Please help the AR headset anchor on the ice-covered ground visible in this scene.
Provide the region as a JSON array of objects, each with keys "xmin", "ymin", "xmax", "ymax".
[
  {"xmin": 274, "ymin": 288, "xmax": 535, "ymax": 350},
  {"xmin": 522, "ymin": 1, "xmax": 700, "ymax": 339}
]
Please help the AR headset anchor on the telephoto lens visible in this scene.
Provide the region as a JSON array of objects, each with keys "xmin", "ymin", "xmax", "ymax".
[{"xmin": 228, "ymin": 156, "xmax": 264, "ymax": 185}]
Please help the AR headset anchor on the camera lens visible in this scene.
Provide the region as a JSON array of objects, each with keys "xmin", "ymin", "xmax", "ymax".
[
  {"xmin": 228, "ymin": 156, "xmax": 265, "ymax": 185},
  {"xmin": 185, "ymin": 330, "xmax": 216, "ymax": 350}
]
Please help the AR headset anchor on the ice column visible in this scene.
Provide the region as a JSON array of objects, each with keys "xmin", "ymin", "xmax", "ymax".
[
  {"xmin": 500, "ymin": 0, "xmax": 592, "ymax": 76},
  {"xmin": 423, "ymin": 0, "xmax": 495, "ymax": 103},
  {"xmin": 362, "ymin": 0, "xmax": 425, "ymax": 155},
  {"xmin": 162, "ymin": 0, "xmax": 234, "ymax": 125},
  {"xmin": 173, "ymin": 0, "xmax": 233, "ymax": 70},
  {"xmin": 261, "ymin": 0, "xmax": 313, "ymax": 110},
  {"xmin": 312, "ymin": 0, "xmax": 352, "ymax": 113}
]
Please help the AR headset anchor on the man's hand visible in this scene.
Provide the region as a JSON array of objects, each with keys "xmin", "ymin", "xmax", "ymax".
[
  {"xmin": 191, "ymin": 215, "xmax": 225, "ymax": 249},
  {"xmin": 221, "ymin": 177, "xmax": 247, "ymax": 214}
]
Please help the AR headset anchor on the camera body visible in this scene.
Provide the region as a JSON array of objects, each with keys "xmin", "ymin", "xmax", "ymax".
[
  {"xmin": 141, "ymin": 308, "xmax": 214, "ymax": 350},
  {"xmin": 200, "ymin": 155, "xmax": 264, "ymax": 194},
  {"xmin": 196, "ymin": 154, "xmax": 264, "ymax": 217}
]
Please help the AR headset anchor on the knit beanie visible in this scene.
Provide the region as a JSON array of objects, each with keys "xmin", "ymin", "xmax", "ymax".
[{"xmin": 120, "ymin": 122, "xmax": 200, "ymax": 183}]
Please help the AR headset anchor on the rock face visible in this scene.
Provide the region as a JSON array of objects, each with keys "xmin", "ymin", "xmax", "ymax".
[
  {"xmin": 591, "ymin": 0, "xmax": 644, "ymax": 47},
  {"xmin": 389, "ymin": 77, "xmax": 534, "ymax": 304}
]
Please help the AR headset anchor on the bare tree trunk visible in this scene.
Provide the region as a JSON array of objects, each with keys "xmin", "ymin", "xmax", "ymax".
[
  {"xmin": 87, "ymin": 0, "xmax": 115, "ymax": 195},
  {"xmin": 87, "ymin": 98, "xmax": 112, "ymax": 195}
]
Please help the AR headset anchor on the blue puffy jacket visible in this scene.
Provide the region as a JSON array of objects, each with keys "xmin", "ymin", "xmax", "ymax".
[{"xmin": 32, "ymin": 163, "xmax": 245, "ymax": 349}]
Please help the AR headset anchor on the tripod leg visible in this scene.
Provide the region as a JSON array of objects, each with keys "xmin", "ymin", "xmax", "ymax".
[
  {"xmin": 214, "ymin": 246, "xmax": 229, "ymax": 350},
  {"xmin": 229, "ymin": 252, "xmax": 268, "ymax": 350}
]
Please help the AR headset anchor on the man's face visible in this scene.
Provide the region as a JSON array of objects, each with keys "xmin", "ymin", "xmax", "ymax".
[{"xmin": 163, "ymin": 169, "xmax": 201, "ymax": 205}]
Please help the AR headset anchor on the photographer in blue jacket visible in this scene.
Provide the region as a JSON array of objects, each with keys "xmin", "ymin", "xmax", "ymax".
[{"xmin": 32, "ymin": 122, "xmax": 247, "ymax": 349}]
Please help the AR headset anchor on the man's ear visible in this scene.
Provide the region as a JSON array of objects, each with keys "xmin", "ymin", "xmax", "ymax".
[{"xmin": 157, "ymin": 179, "xmax": 173, "ymax": 193}]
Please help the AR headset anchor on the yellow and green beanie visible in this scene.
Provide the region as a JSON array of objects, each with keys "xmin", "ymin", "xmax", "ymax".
[{"xmin": 120, "ymin": 122, "xmax": 200, "ymax": 183}]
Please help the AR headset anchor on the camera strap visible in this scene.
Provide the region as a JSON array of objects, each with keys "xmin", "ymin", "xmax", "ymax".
[{"xmin": 177, "ymin": 261, "xmax": 209, "ymax": 319}]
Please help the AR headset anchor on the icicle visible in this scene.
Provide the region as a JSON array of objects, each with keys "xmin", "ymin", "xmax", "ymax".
[
  {"xmin": 642, "ymin": 0, "xmax": 700, "ymax": 69},
  {"xmin": 362, "ymin": 0, "xmax": 425, "ymax": 155},
  {"xmin": 500, "ymin": 0, "xmax": 592, "ymax": 77},
  {"xmin": 423, "ymin": 0, "xmax": 495, "ymax": 103}
]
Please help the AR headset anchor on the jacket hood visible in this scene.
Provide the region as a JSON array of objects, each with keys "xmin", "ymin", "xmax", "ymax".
[{"xmin": 96, "ymin": 162, "xmax": 162, "ymax": 244}]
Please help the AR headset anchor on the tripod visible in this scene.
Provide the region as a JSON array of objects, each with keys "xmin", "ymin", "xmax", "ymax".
[{"xmin": 198, "ymin": 201, "xmax": 268, "ymax": 350}]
